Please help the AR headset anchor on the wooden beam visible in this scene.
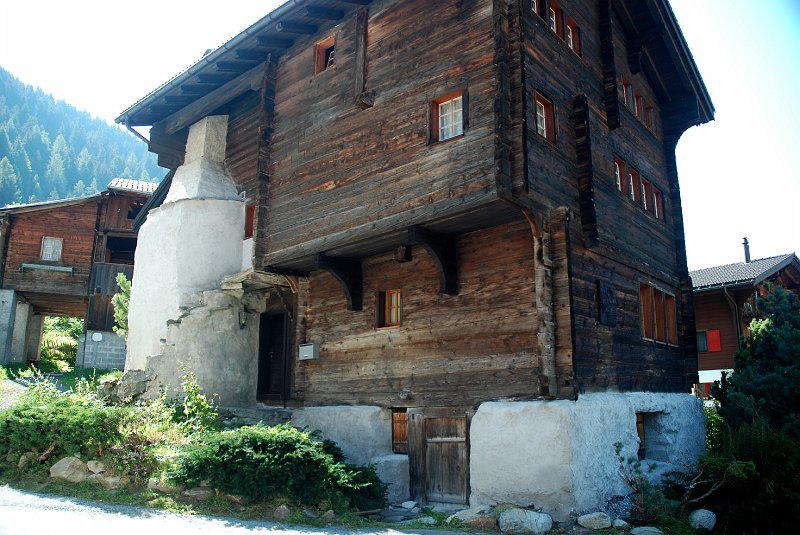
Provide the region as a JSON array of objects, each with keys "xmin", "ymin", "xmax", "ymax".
[
  {"xmin": 598, "ymin": 0, "xmax": 620, "ymax": 130},
  {"xmin": 335, "ymin": 0, "xmax": 372, "ymax": 4},
  {"xmin": 236, "ymin": 49, "xmax": 267, "ymax": 61},
  {"xmin": 180, "ymin": 84, "xmax": 214, "ymax": 95},
  {"xmin": 302, "ymin": 5, "xmax": 345, "ymax": 20},
  {"xmin": 216, "ymin": 61, "xmax": 258, "ymax": 73},
  {"xmin": 313, "ymin": 253, "xmax": 363, "ymax": 311},
  {"xmin": 275, "ymin": 21, "xmax": 318, "ymax": 34},
  {"xmin": 257, "ymin": 36, "xmax": 295, "ymax": 48},
  {"xmin": 573, "ymin": 94, "xmax": 598, "ymax": 246},
  {"xmin": 408, "ymin": 225, "xmax": 458, "ymax": 295},
  {"xmin": 353, "ymin": 7, "xmax": 370, "ymax": 108},
  {"xmin": 195, "ymin": 73, "xmax": 229, "ymax": 84},
  {"xmin": 162, "ymin": 95, "xmax": 195, "ymax": 105},
  {"xmin": 162, "ymin": 63, "xmax": 264, "ymax": 135}
]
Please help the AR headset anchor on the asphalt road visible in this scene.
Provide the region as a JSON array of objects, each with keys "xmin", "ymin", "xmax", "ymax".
[{"xmin": 0, "ymin": 486, "xmax": 473, "ymax": 535}]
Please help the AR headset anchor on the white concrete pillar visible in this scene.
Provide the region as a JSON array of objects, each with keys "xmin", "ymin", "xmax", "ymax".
[
  {"xmin": 0, "ymin": 289, "xmax": 16, "ymax": 363},
  {"xmin": 126, "ymin": 115, "xmax": 245, "ymax": 371},
  {"xmin": 9, "ymin": 302, "xmax": 31, "ymax": 364},
  {"xmin": 24, "ymin": 313, "xmax": 44, "ymax": 363}
]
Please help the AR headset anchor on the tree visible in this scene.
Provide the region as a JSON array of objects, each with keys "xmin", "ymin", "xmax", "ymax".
[
  {"xmin": 0, "ymin": 156, "xmax": 21, "ymax": 205},
  {"xmin": 111, "ymin": 273, "xmax": 131, "ymax": 340}
]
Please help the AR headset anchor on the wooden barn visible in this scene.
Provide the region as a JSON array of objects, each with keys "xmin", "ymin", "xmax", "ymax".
[
  {"xmin": 0, "ymin": 179, "xmax": 156, "ymax": 368},
  {"xmin": 690, "ymin": 241, "xmax": 800, "ymax": 397},
  {"xmin": 117, "ymin": 0, "xmax": 713, "ymax": 518}
]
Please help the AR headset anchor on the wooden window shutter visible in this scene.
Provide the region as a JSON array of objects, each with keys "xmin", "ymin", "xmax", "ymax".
[{"xmin": 707, "ymin": 329, "xmax": 722, "ymax": 352}]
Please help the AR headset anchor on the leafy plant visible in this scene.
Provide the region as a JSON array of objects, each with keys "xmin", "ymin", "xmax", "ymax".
[
  {"xmin": 614, "ymin": 442, "xmax": 678, "ymax": 524},
  {"xmin": 111, "ymin": 273, "xmax": 131, "ymax": 340},
  {"xmin": 39, "ymin": 316, "xmax": 84, "ymax": 372},
  {"xmin": 179, "ymin": 371, "xmax": 217, "ymax": 435},
  {"xmin": 165, "ymin": 424, "xmax": 385, "ymax": 510}
]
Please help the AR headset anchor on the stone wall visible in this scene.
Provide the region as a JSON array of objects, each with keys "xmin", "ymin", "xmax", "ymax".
[
  {"xmin": 77, "ymin": 331, "xmax": 126, "ymax": 370},
  {"xmin": 469, "ymin": 392, "xmax": 705, "ymax": 521}
]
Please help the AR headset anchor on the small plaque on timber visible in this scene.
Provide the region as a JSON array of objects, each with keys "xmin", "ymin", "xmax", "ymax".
[{"xmin": 598, "ymin": 280, "xmax": 617, "ymax": 327}]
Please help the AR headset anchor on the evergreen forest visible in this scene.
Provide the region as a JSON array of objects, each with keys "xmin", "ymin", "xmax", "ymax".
[{"xmin": 0, "ymin": 66, "xmax": 163, "ymax": 207}]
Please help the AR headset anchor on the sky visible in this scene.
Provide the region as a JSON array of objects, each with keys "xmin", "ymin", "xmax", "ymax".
[{"xmin": 0, "ymin": 0, "xmax": 798, "ymax": 271}]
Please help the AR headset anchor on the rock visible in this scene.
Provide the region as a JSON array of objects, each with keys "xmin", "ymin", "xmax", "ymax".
[
  {"xmin": 613, "ymin": 518, "xmax": 630, "ymax": 529},
  {"xmin": 465, "ymin": 515, "xmax": 499, "ymax": 531},
  {"xmin": 147, "ymin": 477, "xmax": 181, "ymax": 494},
  {"xmin": 182, "ymin": 486, "xmax": 214, "ymax": 499},
  {"xmin": 88, "ymin": 473, "xmax": 124, "ymax": 490},
  {"xmin": 401, "ymin": 500, "xmax": 418, "ymax": 510},
  {"xmin": 86, "ymin": 460, "xmax": 106, "ymax": 474},
  {"xmin": 302, "ymin": 509, "xmax": 319, "ymax": 519},
  {"xmin": 498, "ymin": 508, "xmax": 553, "ymax": 535},
  {"xmin": 578, "ymin": 512, "xmax": 612, "ymax": 530},
  {"xmin": 689, "ymin": 509, "xmax": 716, "ymax": 531},
  {"xmin": 18, "ymin": 452, "xmax": 36, "ymax": 469},
  {"xmin": 50, "ymin": 457, "xmax": 88, "ymax": 483},
  {"xmin": 223, "ymin": 493, "xmax": 253, "ymax": 505},
  {"xmin": 6, "ymin": 451, "xmax": 17, "ymax": 464},
  {"xmin": 399, "ymin": 516, "xmax": 437, "ymax": 526},
  {"xmin": 274, "ymin": 504, "xmax": 291, "ymax": 520},
  {"xmin": 447, "ymin": 507, "xmax": 487, "ymax": 524},
  {"xmin": 630, "ymin": 528, "xmax": 663, "ymax": 535},
  {"xmin": 321, "ymin": 510, "xmax": 336, "ymax": 523}
]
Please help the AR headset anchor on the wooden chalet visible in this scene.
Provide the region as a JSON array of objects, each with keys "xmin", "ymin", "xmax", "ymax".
[
  {"xmin": 690, "ymin": 242, "xmax": 800, "ymax": 396},
  {"xmin": 0, "ymin": 179, "xmax": 156, "ymax": 367},
  {"xmin": 117, "ymin": 0, "xmax": 713, "ymax": 516}
]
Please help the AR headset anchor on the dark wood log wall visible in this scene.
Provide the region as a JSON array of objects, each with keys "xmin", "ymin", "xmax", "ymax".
[
  {"xmin": 519, "ymin": 0, "xmax": 691, "ymax": 392},
  {"xmin": 2, "ymin": 200, "xmax": 98, "ymax": 297},
  {"xmin": 261, "ymin": 0, "xmax": 499, "ymax": 267},
  {"xmin": 297, "ymin": 222, "xmax": 541, "ymax": 408}
]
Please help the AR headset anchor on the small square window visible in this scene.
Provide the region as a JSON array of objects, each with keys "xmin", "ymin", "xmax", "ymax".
[
  {"xmin": 698, "ymin": 329, "xmax": 721, "ymax": 352},
  {"xmin": 613, "ymin": 157, "xmax": 625, "ymax": 192},
  {"xmin": 531, "ymin": 0, "xmax": 539, "ymax": 15},
  {"xmin": 548, "ymin": 2, "xmax": 564, "ymax": 38},
  {"xmin": 432, "ymin": 92, "xmax": 465, "ymax": 142},
  {"xmin": 640, "ymin": 177, "xmax": 652, "ymax": 211},
  {"xmin": 653, "ymin": 188, "xmax": 663, "ymax": 220},
  {"xmin": 628, "ymin": 169, "xmax": 639, "ymax": 203},
  {"xmin": 566, "ymin": 18, "xmax": 581, "ymax": 55},
  {"xmin": 40, "ymin": 237, "xmax": 63, "ymax": 262},
  {"xmin": 640, "ymin": 282, "xmax": 678, "ymax": 344},
  {"xmin": 535, "ymin": 92, "xmax": 555, "ymax": 143},
  {"xmin": 378, "ymin": 289, "xmax": 401, "ymax": 327},
  {"xmin": 314, "ymin": 35, "xmax": 336, "ymax": 75},
  {"xmin": 645, "ymin": 106, "xmax": 654, "ymax": 129}
]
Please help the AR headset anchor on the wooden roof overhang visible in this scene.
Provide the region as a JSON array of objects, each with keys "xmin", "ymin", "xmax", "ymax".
[
  {"xmin": 115, "ymin": 0, "xmax": 372, "ymax": 131},
  {"xmin": 612, "ymin": 0, "xmax": 714, "ymax": 141}
]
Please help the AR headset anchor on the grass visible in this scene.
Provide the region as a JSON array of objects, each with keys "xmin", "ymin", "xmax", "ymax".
[{"xmin": 0, "ymin": 364, "xmax": 121, "ymax": 391}]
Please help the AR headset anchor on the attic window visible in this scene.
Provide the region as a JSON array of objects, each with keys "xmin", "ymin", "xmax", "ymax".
[
  {"xmin": 378, "ymin": 289, "xmax": 401, "ymax": 327},
  {"xmin": 314, "ymin": 35, "xmax": 336, "ymax": 75},
  {"xmin": 40, "ymin": 237, "xmax": 63, "ymax": 262},
  {"xmin": 127, "ymin": 201, "xmax": 144, "ymax": 220}
]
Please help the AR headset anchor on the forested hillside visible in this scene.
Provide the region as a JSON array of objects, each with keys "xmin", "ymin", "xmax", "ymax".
[{"xmin": 0, "ymin": 66, "xmax": 163, "ymax": 206}]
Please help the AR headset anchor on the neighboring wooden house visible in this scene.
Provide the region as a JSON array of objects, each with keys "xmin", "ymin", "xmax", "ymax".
[
  {"xmin": 116, "ymin": 0, "xmax": 713, "ymax": 517},
  {"xmin": 690, "ymin": 242, "xmax": 800, "ymax": 396},
  {"xmin": 0, "ymin": 178, "xmax": 156, "ymax": 368}
]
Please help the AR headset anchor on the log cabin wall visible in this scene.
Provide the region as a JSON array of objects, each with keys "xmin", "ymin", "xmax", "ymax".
[
  {"xmin": 262, "ymin": 0, "xmax": 501, "ymax": 268},
  {"xmin": 2, "ymin": 200, "xmax": 98, "ymax": 299},
  {"xmin": 519, "ymin": 0, "xmax": 690, "ymax": 393},
  {"xmin": 297, "ymin": 222, "xmax": 540, "ymax": 408}
]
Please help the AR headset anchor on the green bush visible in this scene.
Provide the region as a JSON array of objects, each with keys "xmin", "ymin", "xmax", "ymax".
[
  {"xmin": 165, "ymin": 424, "xmax": 385, "ymax": 510},
  {"xmin": 0, "ymin": 398, "xmax": 123, "ymax": 459}
]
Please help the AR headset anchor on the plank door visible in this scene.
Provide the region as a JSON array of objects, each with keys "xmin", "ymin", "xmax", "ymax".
[
  {"xmin": 257, "ymin": 312, "xmax": 289, "ymax": 401},
  {"xmin": 408, "ymin": 408, "xmax": 469, "ymax": 505}
]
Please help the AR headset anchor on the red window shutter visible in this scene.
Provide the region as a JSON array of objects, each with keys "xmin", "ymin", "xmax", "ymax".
[{"xmin": 707, "ymin": 329, "xmax": 722, "ymax": 352}]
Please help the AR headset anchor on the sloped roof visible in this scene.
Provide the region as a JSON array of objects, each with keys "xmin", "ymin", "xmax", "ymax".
[
  {"xmin": 107, "ymin": 178, "xmax": 159, "ymax": 194},
  {"xmin": 0, "ymin": 194, "xmax": 102, "ymax": 214},
  {"xmin": 690, "ymin": 254, "xmax": 799, "ymax": 292}
]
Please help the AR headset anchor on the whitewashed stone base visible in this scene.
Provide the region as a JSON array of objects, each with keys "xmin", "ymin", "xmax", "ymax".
[{"xmin": 470, "ymin": 392, "xmax": 705, "ymax": 521}]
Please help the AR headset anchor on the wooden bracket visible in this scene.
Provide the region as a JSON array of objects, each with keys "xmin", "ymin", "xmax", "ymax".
[
  {"xmin": 408, "ymin": 225, "xmax": 458, "ymax": 295},
  {"xmin": 314, "ymin": 253, "xmax": 363, "ymax": 311}
]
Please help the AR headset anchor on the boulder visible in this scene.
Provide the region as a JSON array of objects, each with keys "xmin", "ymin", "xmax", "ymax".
[
  {"xmin": 630, "ymin": 528, "xmax": 663, "ymax": 535},
  {"xmin": 50, "ymin": 457, "xmax": 88, "ymax": 483},
  {"xmin": 401, "ymin": 500, "xmax": 418, "ymax": 510},
  {"xmin": 274, "ymin": 504, "xmax": 291, "ymax": 520},
  {"xmin": 689, "ymin": 509, "xmax": 716, "ymax": 531},
  {"xmin": 182, "ymin": 486, "xmax": 214, "ymax": 499},
  {"xmin": 223, "ymin": 493, "xmax": 253, "ymax": 505},
  {"xmin": 88, "ymin": 473, "xmax": 124, "ymax": 490},
  {"xmin": 399, "ymin": 516, "xmax": 437, "ymax": 526},
  {"xmin": 498, "ymin": 508, "xmax": 553, "ymax": 535},
  {"xmin": 86, "ymin": 460, "xmax": 106, "ymax": 474},
  {"xmin": 302, "ymin": 509, "xmax": 319, "ymax": 519},
  {"xmin": 321, "ymin": 510, "xmax": 336, "ymax": 523},
  {"xmin": 613, "ymin": 518, "xmax": 630, "ymax": 529},
  {"xmin": 578, "ymin": 512, "xmax": 612, "ymax": 530},
  {"xmin": 465, "ymin": 515, "xmax": 499, "ymax": 531},
  {"xmin": 147, "ymin": 477, "xmax": 181, "ymax": 494},
  {"xmin": 18, "ymin": 452, "xmax": 36, "ymax": 469}
]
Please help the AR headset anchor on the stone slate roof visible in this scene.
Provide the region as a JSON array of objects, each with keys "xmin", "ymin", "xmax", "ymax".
[
  {"xmin": 690, "ymin": 253, "xmax": 798, "ymax": 292},
  {"xmin": 106, "ymin": 178, "xmax": 159, "ymax": 194}
]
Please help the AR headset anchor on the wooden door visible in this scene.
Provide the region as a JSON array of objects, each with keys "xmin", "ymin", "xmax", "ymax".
[
  {"xmin": 257, "ymin": 312, "xmax": 289, "ymax": 401},
  {"xmin": 408, "ymin": 408, "xmax": 469, "ymax": 505}
]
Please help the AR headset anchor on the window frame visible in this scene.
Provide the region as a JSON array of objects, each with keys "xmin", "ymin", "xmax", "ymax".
[
  {"xmin": 534, "ymin": 92, "xmax": 556, "ymax": 143},
  {"xmin": 40, "ymin": 236, "xmax": 63, "ymax": 262},
  {"xmin": 377, "ymin": 289, "xmax": 402, "ymax": 328},
  {"xmin": 314, "ymin": 34, "xmax": 336, "ymax": 75},
  {"xmin": 566, "ymin": 17, "xmax": 581, "ymax": 55},
  {"xmin": 640, "ymin": 282, "xmax": 678, "ymax": 345},
  {"xmin": 431, "ymin": 90, "xmax": 467, "ymax": 144},
  {"xmin": 697, "ymin": 329, "xmax": 721, "ymax": 353},
  {"xmin": 548, "ymin": 2, "xmax": 564, "ymax": 38}
]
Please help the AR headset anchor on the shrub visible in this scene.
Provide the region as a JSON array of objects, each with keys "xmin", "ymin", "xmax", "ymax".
[
  {"xmin": 111, "ymin": 273, "xmax": 131, "ymax": 340},
  {"xmin": 165, "ymin": 424, "xmax": 385, "ymax": 509},
  {"xmin": 179, "ymin": 371, "xmax": 217, "ymax": 435}
]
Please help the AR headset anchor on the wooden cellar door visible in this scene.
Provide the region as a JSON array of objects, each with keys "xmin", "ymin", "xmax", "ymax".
[
  {"xmin": 257, "ymin": 312, "xmax": 289, "ymax": 401},
  {"xmin": 408, "ymin": 408, "xmax": 469, "ymax": 505}
]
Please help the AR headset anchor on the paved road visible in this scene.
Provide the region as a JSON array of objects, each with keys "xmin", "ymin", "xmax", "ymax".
[{"xmin": 0, "ymin": 486, "xmax": 473, "ymax": 535}]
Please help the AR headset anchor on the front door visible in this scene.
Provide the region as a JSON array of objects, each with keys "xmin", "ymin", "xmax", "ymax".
[
  {"xmin": 408, "ymin": 408, "xmax": 469, "ymax": 505},
  {"xmin": 257, "ymin": 312, "xmax": 289, "ymax": 401}
]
